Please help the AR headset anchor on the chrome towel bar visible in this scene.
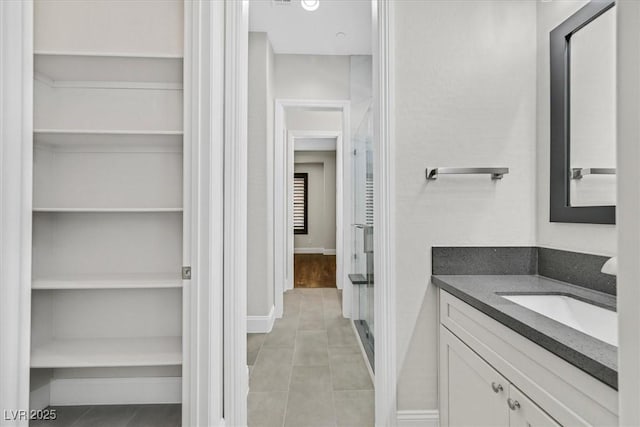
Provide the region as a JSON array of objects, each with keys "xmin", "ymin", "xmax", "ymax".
[
  {"xmin": 571, "ymin": 168, "xmax": 616, "ymax": 179},
  {"xmin": 425, "ymin": 167, "xmax": 509, "ymax": 180}
]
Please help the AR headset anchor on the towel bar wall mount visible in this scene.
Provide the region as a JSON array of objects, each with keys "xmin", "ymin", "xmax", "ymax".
[
  {"xmin": 425, "ymin": 167, "xmax": 509, "ymax": 180},
  {"xmin": 571, "ymin": 168, "xmax": 616, "ymax": 180}
]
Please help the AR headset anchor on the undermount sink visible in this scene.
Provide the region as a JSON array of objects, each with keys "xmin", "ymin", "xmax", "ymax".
[{"xmin": 501, "ymin": 294, "xmax": 617, "ymax": 346}]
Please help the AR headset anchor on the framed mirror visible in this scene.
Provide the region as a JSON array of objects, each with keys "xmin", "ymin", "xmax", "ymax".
[{"xmin": 550, "ymin": 0, "xmax": 616, "ymax": 224}]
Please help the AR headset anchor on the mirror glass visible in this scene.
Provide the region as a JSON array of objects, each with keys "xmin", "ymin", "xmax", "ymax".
[{"xmin": 569, "ymin": 5, "xmax": 616, "ymax": 207}]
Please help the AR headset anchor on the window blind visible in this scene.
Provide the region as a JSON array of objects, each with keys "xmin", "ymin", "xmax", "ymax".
[{"xmin": 293, "ymin": 173, "xmax": 308, "ymax": 234}]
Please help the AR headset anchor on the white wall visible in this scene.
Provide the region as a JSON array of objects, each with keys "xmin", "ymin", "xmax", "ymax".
[
  {"xmin": 294, "ymin": 151, "xmax": 337, "ymax": 252},
  {"xmin": 286, "ymin": 109, "xmax": 342, "ymax": 132},
  {"xmin": 350, "ymin": 55, "xmax": 372, "ymax": 136},
  {"xmin": 247, "ymin": 32, "xmax": 275, "ymax": 317},
  {"xmin": 536, "ymin": 1, "xmax": 617, "ymax": 255},
  {"xmin": 34, "ymin": 0, "xmax": 183, "ymax": 56},
  {"xmin": 275, "ymin": 54, "xmax": 350, "ymax": 100},
  {"xmin": 393, "ymin": 0, "xmax": 537, "ymax": 410}
]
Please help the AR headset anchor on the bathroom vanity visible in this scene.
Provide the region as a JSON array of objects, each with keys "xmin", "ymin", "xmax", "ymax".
[{"xmin": 433, "ymin": 248, "xmax": 618, "ymax": 427}]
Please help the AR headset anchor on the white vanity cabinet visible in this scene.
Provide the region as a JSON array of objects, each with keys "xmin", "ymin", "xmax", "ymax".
[
  {"xmin": 439, "ymin": 290, "xmax": 618, "ymax": 427},
  {"xmin": 509, "ymin": 384, "xmax": 561, "ymax": 427},
  {"xmin": 441, "ymin": 326, "xmax": 510, "ymax": 427},
  {"xmin": 441, "ymin": 326, "xmax": 559, "ymax": 427}
]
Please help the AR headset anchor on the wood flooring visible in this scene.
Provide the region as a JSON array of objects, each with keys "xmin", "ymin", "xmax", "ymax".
[{"xmin": 294, "ymin": 254, "xmax": 336, "ymax": 288}]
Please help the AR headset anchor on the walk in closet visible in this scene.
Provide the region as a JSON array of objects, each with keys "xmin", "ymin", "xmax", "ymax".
[{"xmin": 29, "ymin": 0, "xmax": 187, "ymax": 413}]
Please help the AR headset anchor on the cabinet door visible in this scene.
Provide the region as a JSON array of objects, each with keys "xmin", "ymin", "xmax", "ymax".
[
  {"xmin": 508, "ymin": 385, "xmax": 561, "ymax": 427},
  {"xmin": 440, "ymin": 327, "xmax": 510, "ymax": 427}
]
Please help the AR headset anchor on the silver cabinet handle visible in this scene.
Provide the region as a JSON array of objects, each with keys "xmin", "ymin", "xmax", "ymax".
[
  {"xmin": 491, "ymin": 382, "xmax": 503, "ymax": 393},
  {"xmin": 507, "ymin": 398, "xmax": 521, "ymax": 411}
]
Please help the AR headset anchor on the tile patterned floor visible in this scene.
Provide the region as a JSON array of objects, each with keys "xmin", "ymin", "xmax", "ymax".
[
  {"xmin": 29, "ymin": 404, "xmax": 180, "ymax": 427},
  {"xmin": 248, "ymin": 288, "xmax": 374, "ymax": 427}
]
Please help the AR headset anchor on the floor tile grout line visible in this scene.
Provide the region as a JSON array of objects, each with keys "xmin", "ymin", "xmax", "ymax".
[
  {"xmin": 123, "ymin": 405, "xmax": 140, "ymax": 427},
  {"xmin": 66, "ymin": 405, "xmax": 93, "ymax": 427}
]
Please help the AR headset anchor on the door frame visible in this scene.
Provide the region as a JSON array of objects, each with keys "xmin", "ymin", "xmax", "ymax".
[
  {"xmin": 0, "ymin": 0, "xmax": 33, "ymax": 423},
  {"xmin": 274, "ymin": 101, "xmax": 351, "ymax": 318},
  {"xmin": 372, "ymin": 1, "xmax": 397, "ymax": 424},
  {"xmin": 183, "ymin": 1, "xmax": 228, "ymax": 426}
]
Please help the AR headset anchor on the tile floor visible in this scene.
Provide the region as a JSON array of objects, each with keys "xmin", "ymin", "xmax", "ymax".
[
  {"xmin": 248, "ymin": 288, "xmax": 374, "ymax": 427},
  {"xmin": 29, "ymin": 404, "xmax": 180, "ymax": 427}
]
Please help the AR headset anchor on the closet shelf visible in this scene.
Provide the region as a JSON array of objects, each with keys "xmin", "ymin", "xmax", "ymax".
[
  {"xmin": 32, "ymin": 274, "xmax": 183, "ymax": 290},
  {"xmin": 34, "ymin": 129, "xmax": 183, "ymax": 135},
  {"xmin": 30, "ymin": 336, "xmax": 182, "ymax": 368},
  {"xmin": 33, "ymin": 208, "xmax": 184, "ymax": 213},
  {"xmin": 33, "ymin": 130, "xmax": 183, "ymax": 151},
  {"xmin": 35, "ymin": 52, "xmax": 183, "ymax": 89}
]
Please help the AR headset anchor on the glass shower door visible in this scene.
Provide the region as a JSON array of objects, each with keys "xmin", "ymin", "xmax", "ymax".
[{"xmin": 351, "ymin": 107, "xmax": 374, "ymax": 369}]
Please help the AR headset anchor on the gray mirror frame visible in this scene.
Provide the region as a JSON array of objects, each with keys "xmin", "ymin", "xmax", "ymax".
[{"xmin": 550, "ymin": 0, "xmax": 616, "ymax": 224}]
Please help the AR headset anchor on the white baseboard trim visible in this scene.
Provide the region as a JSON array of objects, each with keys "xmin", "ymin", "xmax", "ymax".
[
  {"xmin": 293, "ymin": 248, "xmax": 337, "ymax": 255},
  {"xmin": 397, "ymin": 410, "xmax": 440, "ymax": 427},
  {"xmin": 247, "ymin": 305, "xmax": 275, "ymax": 333},
  {"xmin": 294, "ymin": 247, "xmax": 324, "ymax": 254},
  {"xmin": 50, "ymin": 377, "xmax": 181, "ymax": 406},
  {"xmin": 30, "ymin": 384, "xmax": 50, "ymax": 410}
]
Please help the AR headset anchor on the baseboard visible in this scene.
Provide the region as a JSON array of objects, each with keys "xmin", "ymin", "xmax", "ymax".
[
  {"xmin": 323, "ymin": 249, "xmax": 336, "ymax": 255},
  {"xmin": 397, "ymin": 410, "xmax": 440, "ymax": 427},
  {"xmin": 30, "ymin": 383, "xmax": 51, "ymax": 410},
  {"xmin": 294, "ymin": 247, "xmax": 324, "ymax": 254},
  {"xmin": 247, "ymin": 305, "xmax": 275, "ymax": 333},
  {"xmin": 50, "ymin": 377, "xmax": 181, "ymax": 406}
]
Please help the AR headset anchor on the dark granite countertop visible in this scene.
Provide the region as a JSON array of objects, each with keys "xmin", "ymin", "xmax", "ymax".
[{"xmin": 432, "ymin": 274, "xmax": 618, "ymax": 390}]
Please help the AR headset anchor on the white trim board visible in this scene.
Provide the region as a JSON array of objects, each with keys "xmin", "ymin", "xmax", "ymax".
[
  {"xmin": 247, "ymin": 305, "xmax": 275, "ymax": 333},
  {"xmin": 373, "ymin": 1, "xmax": 397, "ymax": 426},
  {"xmin": 293, "ymin": 247, "xmax": 336, "ymax": 255},
  {"xmin": 0, "ymin": 0, "xmax": 33, "ymax": 422},
  {"xmin": 182, "ymin": 1, "xmax": 226, "ymax": 426},
  {"xmin": 48, "ymin": 377, "xmax": 181, "ymax": 406},
  {"xmin": 396, "ymin": 410, "xmax": 440, "ymax": 427},
  {"xmin": 223, "ymin": 1, "xmax": 249, "ymax": 426}
]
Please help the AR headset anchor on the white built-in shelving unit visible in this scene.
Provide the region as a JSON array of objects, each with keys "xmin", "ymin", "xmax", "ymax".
[{"xmin": 30, "ymin": 0, "xmax": 186, "ymax": 410}]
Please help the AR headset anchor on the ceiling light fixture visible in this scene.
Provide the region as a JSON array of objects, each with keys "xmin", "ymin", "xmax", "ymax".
[
  {"xmin": 336, "ymin": 32, "xmax": 346, "ymax": 39},
  {"xmin": 301, "ymin": 0, "xmax": 319, "ymax": 12}
]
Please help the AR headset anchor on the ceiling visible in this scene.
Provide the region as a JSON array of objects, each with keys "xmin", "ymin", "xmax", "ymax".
[{"xmin": 249, "ymin": 0, "xmax": 371, "ymax": 55}]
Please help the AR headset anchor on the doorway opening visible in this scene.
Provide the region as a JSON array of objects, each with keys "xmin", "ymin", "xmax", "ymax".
[
  {"xmin": 245, "ymin": 1, "xmax": 380, "ymax": 425},
  {"xmin": 291, "ymin": 131, "xmax": 339, "ymax": 289}
]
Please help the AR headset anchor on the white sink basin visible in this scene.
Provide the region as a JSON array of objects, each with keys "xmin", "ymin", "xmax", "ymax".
[{"xmin": 501, "ymin": 294, "xmax": 617, "ymax": 346}]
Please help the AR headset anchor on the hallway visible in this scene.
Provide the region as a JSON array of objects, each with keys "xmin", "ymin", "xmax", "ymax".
[{"xmin": 247, "ymin": 288, "xmax": 373, "ymax": 427}]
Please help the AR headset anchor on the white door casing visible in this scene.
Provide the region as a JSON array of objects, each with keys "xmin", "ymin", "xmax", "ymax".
[
  {"xmin": 274, "ymin": 100, "xmax": 351, "ymax": 318},
  {"xmin": 0, "ymin": 1, "xmax": 33, "ymax": 424}
]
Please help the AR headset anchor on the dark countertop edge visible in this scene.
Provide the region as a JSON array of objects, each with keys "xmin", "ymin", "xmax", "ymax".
[{"xmin": 432, "ymin": 275, "xmax": 618, "ymax": 390}]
